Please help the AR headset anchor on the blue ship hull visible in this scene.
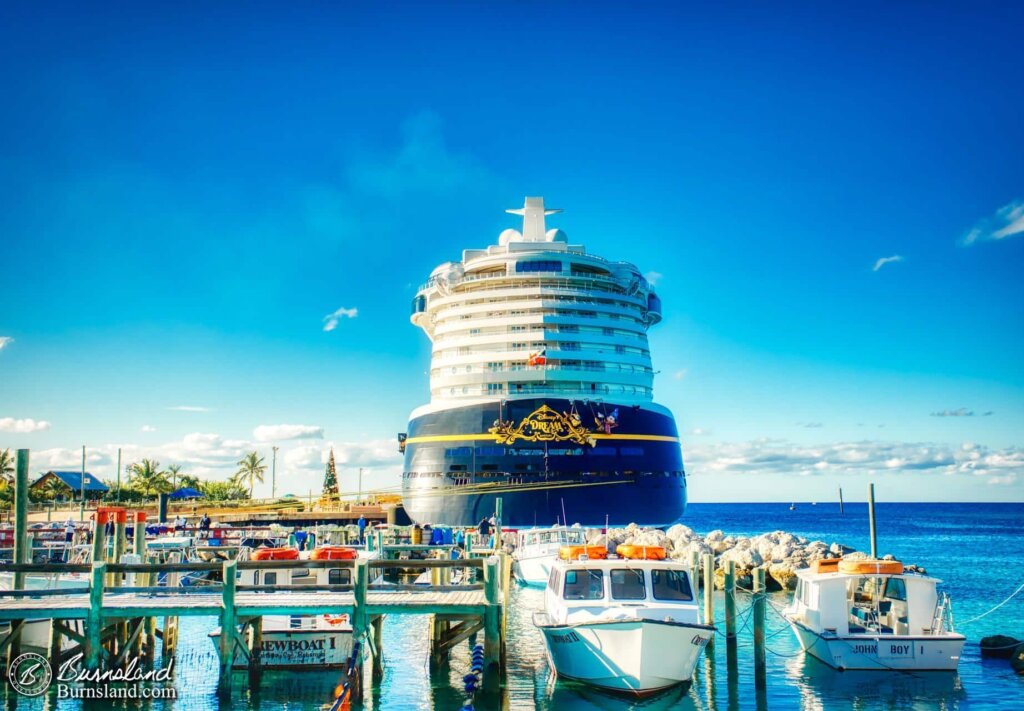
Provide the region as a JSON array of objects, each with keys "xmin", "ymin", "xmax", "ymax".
[{"xmin": 401, "ymin": 397, "xmax": 686, "ymax": 526}]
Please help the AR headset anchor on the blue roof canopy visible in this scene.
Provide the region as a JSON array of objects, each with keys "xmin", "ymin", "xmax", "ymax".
[
  {"xmin": 169, "ymin": 487, "xmax": 203, "ymax": 500},
  {"xmin": 32, "ymin": 471, "xmax": 109, "ymax": 493}
]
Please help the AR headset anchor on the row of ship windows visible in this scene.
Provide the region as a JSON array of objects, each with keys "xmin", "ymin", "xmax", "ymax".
[
  {"xmin": 436, "ymin": 293, "xmax": 647, "ymax": 314},
  {"xmin": 433, "ymin": 343, "xmax": 651, "ymax": 359},
  {"xmin": 435, "ymin": 383, "xmax": 654, "ymax": 396},
  {"xmin": 431, "ymin": 362, "xmax": 653, "ymax": 377},
  {"xmin": 404, "ymin": 470, "xmax": 685, "ymax": 480},
  {"xmin": 438, "ymin": 308, "xmax": 644, "ymax": 327},
  {"xmin": 440, "ymin": 446, "xmax": 646, "ymax": 457},
  {"xmin": 435, "ymin": 325, "xmax": 647, "ymax": 342}
]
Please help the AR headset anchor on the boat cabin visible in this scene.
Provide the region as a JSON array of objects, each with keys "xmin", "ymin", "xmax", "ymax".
[
  {"xmin": 544, "ymin": 555, "xmax": 698, "ymax": 625},
  {"xmin": 517, "ymin": 526, "xmax": 587, "ymax": 550},
  {"xmin": 792, "ymin": 569, "xmax": 947, "ymax": 636}
]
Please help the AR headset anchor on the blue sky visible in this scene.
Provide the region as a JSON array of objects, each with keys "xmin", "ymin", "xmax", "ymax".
[{"xmin": 1, "ymin": 1, "xmax": 1022, "ymax": 502}]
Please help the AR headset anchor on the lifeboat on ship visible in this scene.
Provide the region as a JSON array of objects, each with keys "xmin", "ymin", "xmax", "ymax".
[
  {"xmin": 250, "ymin": 547, "xmax": 300, "ymax": 561},
  {"xmin": 558, "ymin": 545, "xmax": 608, "ymax": 561},
  {"xmin": 616, "ymin": 545, "xmax": 667, "ymax": 560},
  {"xmin": 837, "ymin": 558, "xmax": 903, "ymax": 575},
  {"xmin": 310, "ymin": 546, "xmax": 359, "ymax": 561}
]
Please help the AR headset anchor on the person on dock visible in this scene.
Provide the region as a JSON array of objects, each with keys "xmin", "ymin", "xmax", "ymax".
[
  {"xmin": 478, "ymin": 517, "xmax": 492, "ymax": 547},
  {"xmin": 358, "ymin": 514, "xmax": 367, "ymax": 544},
  {"xmin": 200, "ymin": 513, "xmax": 211, "ymax": 538},
  {"xmin": 64, "ymin": 518, "xmax": 75, "ymax": 543},
  {"xmin": 454, "ymin": 527, "xmax": 466, "ymax": 551}
]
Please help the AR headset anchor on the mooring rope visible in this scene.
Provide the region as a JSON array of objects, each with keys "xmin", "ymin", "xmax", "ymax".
[{"xmin": 958, "ymin": 579, "xmax": 1024, "ymax": 626}]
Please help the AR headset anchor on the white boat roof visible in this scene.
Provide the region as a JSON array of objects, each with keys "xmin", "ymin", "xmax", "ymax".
[{"xmin": 797, "ymin": 569, "xmax": 943, "ymax": 584}]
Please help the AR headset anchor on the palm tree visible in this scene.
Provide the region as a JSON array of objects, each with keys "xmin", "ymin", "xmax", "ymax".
[
  {"xmin": 167, "ymin": 464, "xmax": 183, "ymax": 491},
  {"xmin": 0, "ymin": 449, "xmax": 14, "ymax": 488},
  {"xmin": 235, "ymin": 451, "xmax": 266, "ymax": 499},
  {"xmin": 178, "ymin": 474, "xmax": 202, "ymax": 490},
  {"xmin": 41, "ymin": 477, "xmax": 70, "ymax": 501},
  {"xmin": 128, "ymin": 459, "xmax": 172, "ymax": 499}
]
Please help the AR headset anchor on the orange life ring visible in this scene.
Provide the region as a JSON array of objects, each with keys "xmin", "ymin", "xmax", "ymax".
[
  {"xmin": 810, "ymin": 558, "xmax": 841, "ymax": 574},
  {"xmin": 325, "ymin": 613, "xmax": 350, "ymax": 626},
  {"xmin": 310, "ymin": 546, "xmax": 358, "ymax": 561},
  {"xmin": 251, "ymin": 547, "xmax": 300, "ymax": 561},
  {"xmin": 838, "ymin": 558, "xmax": 903, "ymax": 575},
  {"xmin": 559, "ymin": 545, "xmax": 608, "ymax": 561},
  {"xmin": 616, "ymin": 545, "xmax": 667, "ymax": 560}
]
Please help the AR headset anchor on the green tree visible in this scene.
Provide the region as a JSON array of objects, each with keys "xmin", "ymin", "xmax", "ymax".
[
  {"xmin": 128, "ymin": 459, "xmax": 172, "ymax": 499},
  {"xmin": 235, "ymin": 451, "xmax": 266, "ymax": 499},
  {"xmin": 41, "ymin": 477, "xmax": 71, "ymax": 501},
  {"xmin": 167, "ymin": 464, "xmax": 183, "ymax": 491},
  {"xmin": 200, "ymin": 479, "xmax": 246, "ymax": 501},
  {"xmin": 178, "ymin": 473, "xmax": 202, "ymax": 490},
  {"xmin": 0, "ymin": 449, "xmax": 14, "ymax": 487}
]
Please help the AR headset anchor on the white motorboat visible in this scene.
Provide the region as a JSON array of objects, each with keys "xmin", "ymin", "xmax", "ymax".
[
  {"xmin": 209, "ymin": 546, "xmax": 368, "ymax": 669},
  {"xmin": 533, "ymin": 545, "xmax": 714, "ymax": 695},
  {"xmin": 513, "ymin": 525, "xmax": 587, "ymax": 587},
  {"xmin": 782, "ymin": 558, "xmax": 965, "ymax": 671}
]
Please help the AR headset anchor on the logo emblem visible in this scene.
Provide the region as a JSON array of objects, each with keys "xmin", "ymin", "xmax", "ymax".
[
  {"xmin": 8, "ymin": 652, "xmax": 52, "ymax": 697},
  {"xmin": 489, "ymin": 405, "xmax": 596, "ymax": 446}
]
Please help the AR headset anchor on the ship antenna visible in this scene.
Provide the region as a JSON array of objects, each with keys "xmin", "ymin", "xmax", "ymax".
[
  {"xmin": 561, "ymin": 497, "xmax": 568, "ymax": 529},
  {"xmin": 505, "ymin": 196, "xmax": 562, "ymax": 242}
]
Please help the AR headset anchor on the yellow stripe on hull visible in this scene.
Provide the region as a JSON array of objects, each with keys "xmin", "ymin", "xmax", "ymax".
[{"xmin": 404, "ymin": 433, "xmax": 680, "ymax": 444}]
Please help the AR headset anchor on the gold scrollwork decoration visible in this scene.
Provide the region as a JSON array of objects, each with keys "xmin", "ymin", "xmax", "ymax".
[{"xmin": 488, "ymin": 405, "xmax": 596, "ymax": 447}]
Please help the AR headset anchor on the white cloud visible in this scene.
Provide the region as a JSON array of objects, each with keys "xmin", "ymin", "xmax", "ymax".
[
  {"xmin": 673, "ymin": 369, "xmax": 687, "ymax": 381},
  {"xmin": 961, "ymin": 200, "xmax": 1024, "ymax": 246},
  {"xmin": 798, "ymin": 422, "xmax": 824, "ymax": 428},
  {"xmin": 168, "ymin": 405, "xmax": 210, "ymax": 412},
  {"xmin": 322, "ymin": 307, "xmax": 358, "ymax": 332},
  {"xmin": 0, "ymin": 417, "xmax": 51, "ymax": 433},
  {"xmin": 253, "ymin": 424, "xmax": 325, "ymax": 442},
  {"xmin": 684, "ymin": 438, "xmax": 1024, "ymax": 486},
  {"xmin": 688, "ymin": 428, "xmax": 712, "ymax": 436},
  {"xmin": 141, "ymin": 425, "xmax": 157, "ymax": 433},
  {"xmin": 872, "ymin": 255, "xmax": 904, "ymax": 272},
  {"xmin": 0, "ymin": 337, "xmax": 13, "ymax": 350},
  {"xmin": 645, "ymin": 271, "xmax": 663, "ymax": 286}
]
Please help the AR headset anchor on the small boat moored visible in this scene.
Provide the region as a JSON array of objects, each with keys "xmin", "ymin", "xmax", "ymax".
[
  {"xmin": 512, "ymin": 525, "xmax": 588, "ymax": 587},
  {"xmin": 534, "ymin": 545, "xmax": 714, "ymax": 695},
  {"xmin": 782, "ymin": 558, "xmax": 965, "ymax": 671}
]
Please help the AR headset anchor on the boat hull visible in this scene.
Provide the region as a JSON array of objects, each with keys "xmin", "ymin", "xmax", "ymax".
[
  {"xmin": 536, "ymin": 618, "xmax": 712, "ymax": 694},
  {"xmin": 403, "ymin": 397, "xmax": 686, "ymax": 526},
  {"xmin": 513, "ymin": 555, "xmax": 555, "ymax": 587},
  {"xmin": 210, "ymin": 617, "xmax": 353, "ymax": 669},
  {"xmin": 788, "ymin": 618, "xmax": 965, "ymax": 671}
]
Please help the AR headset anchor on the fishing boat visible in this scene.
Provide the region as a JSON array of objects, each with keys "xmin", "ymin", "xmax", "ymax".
[
  {"xmin": 782, "ymin": 558, "xmax": 965, "ymax": 671},
  {"xmin": 512, "ymin": 525, "xmax": 588, "ymax": 586},
  {"xmin": 209, "ymin": 545, "xmax": 366, "ymax": 669},
  {"xmin": 533, "ymin": 545, "xmax": 713, "ymax": 695}
]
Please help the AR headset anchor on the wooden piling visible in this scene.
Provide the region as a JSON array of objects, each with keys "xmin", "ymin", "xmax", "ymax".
[
  {"xmin": 483, "ymin": 556, "xmax": 503, "ymax": 689},
  {"xmin": 371, "ymin": 615, "xmax": 384, "ymax": 681},
  {"xmin": 218, "ymin": 559, "xmax": 238, "ymax": 695},
  {"xmin": 724, "ymin": 559, "xmax": 737, "ymax": 657},
  {"xmin": 248, "ymin": 616, "xmax": 263, "ymax": 680},
  {"xmin": 86, "ymin": 562, "xmax": 106, "ymax": 670},
  {"xmin": 351, "ymin": 558, "xmax": 369, "ymax": 702},
  {"xmin": 9, "ymin": 449, "xmax": 29, "ymax": 665},
  {"xmin": 753, "ymin": 567, "xmax": 766, "ymax": 689},
  {"xmin": 702, "ymin": 553, "xmax": 715, "ymax": 649}
]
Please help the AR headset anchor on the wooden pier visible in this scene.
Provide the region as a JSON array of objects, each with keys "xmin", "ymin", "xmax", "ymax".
[{"xmin": 0, "ymin": 449, "xmax": 507, "ymax": 701}]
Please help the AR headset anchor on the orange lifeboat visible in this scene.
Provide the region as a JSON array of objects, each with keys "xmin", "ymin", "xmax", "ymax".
[
  {"xmin": 310, "ymin": 546, "xmax": 359, "ymax": 561},
  {"xmin": 251, "ymin": 547, "xmax": 300, "ymax": 561},
  {"xmin": 838, "ymin": 558, "xmax": 903, "ymax": 575},
  {"xmin": 616, "ymin": 545, "xmax": 667, "ymax": 560},
  {"xmin": 810, "ymin": 558, "xmax": 841, "ymax": 574},
  {"xmin": 559, "ymin": 545, "xmax": 608, "ymax": 561}
]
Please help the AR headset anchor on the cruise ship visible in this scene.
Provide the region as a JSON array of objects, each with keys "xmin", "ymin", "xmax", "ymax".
[{"xmin": 399, "ymin": 197, "xmax": 686, "ymax": 527}]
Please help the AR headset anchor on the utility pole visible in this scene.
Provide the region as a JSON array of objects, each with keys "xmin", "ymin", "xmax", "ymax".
[
  {"xmin": 271, "ymin": 446, "xmax": 278, "ymax": 499},
  {"xmin": 116, "ymin": 448, "xmax": 122, "ymax": 502},
  {"xmin": 79, "ymin": 445, "xmax": 86, "ymax": 521},
  {"xmin": 358, "ymin": 467, "xmax": 364, "ymax": 504}
]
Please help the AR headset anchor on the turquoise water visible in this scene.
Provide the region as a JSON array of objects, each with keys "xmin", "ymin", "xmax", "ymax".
[{"xmin": 4, "ymin": 503, "xmax": 1023, "ymax": 709}]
